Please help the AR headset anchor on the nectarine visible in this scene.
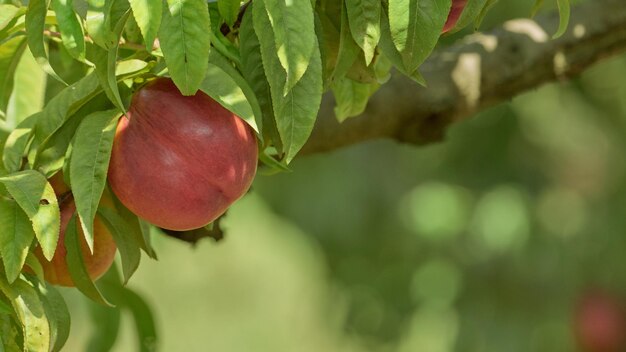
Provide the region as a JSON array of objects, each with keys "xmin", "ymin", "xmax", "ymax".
[
  {"xmin": 107, "ymin": 78, "xmax": 258, "ymax": 231},
  {"xmin": 34, "ymin": 188, "xmax": 117, "ymax": 287}
]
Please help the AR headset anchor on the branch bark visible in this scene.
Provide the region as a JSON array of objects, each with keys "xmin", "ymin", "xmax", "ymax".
[{"xmin": 301, "ymin": 0, "xmax": 626, "ymax": 155}]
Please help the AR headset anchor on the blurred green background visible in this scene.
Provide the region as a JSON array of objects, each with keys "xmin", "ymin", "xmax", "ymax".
[
  {"xmin": 63, "ymin": 42, "xmax": 626, "ymax": 352},
  {"xmin": 6, "ymin": 0, "xmax": 625, "ymax": 351}
]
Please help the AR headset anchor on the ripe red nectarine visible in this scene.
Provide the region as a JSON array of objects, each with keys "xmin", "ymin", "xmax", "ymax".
[
  {"xmin": 107, "ymin": 78, "xmax": 258, "ymax": 231},
  {"xmin": 34, "ymin": 174, "xmax": 117, "ymax": 287}
]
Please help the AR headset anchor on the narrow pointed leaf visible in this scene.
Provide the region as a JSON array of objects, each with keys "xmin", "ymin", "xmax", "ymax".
[
  {"xmin": 449, "ymin": 0, "xmax": 489, "ymax": 32},
  {"xmin": 98, "ymin": 268, "xmax": 158, "ymax": 352},
  {"xmin": 25, "ymin": 277, "xmax": 71, "ymax": 352},
  {"xmin": 97, "ymin": 207, "xmax": 141, "ymax": 284},
  {"xmin": 332, "ymin": 2, "xmax": 361, "ymax": 82},
  {"xmin": 239, "ymin": 9, "xmax": 280, "ymax": 149},
  {"xmin": 0, "ymin": 170, "xmax": 60, "ymax": 260},
  {"xmin": 33, "ymin": 73, "xmax": 101, "ymax": 148},
  {"xmin": 24, "ymin": 253, "xmax": 45, "ymax": 283},
  {"xmin": 70, "ymin": 109, "xmax": 120, "ymax": 252},
  {"xmin": 0, "ymin": 198, "xmax": 35, "ymax": 283},
  {"xmin": 65, "ymin": 214, "xmax": 113, "ymax": 306},
  {"xmin": 128, "ymin": 0, "xmax": 162, "ymax": 51},
  {"xmin": 25, "ymin": 0, "xmax": 66, "ymax": 84},
  {"xmin": 85, "ymin": 298, "xmax": 120, "ymax": 352},
  {"xmin": 261, "ymin": 0, "xmax": 316, "ymax": 94},
  {"xmin": 554, "ymin": 0, "xmax": 570, "ymax": 39},
  {"xmin": 217, "ymin": 0, "xmax": 240, "ymax": 27},
  {"xmin": 120, "ymin": 287, "xmax": 158, "ymax": 352},
  {"xmin": 331, "ymin": 77, "xmax": 378, "ymax": 122},
  {"xmin": 253, "ymin": 1, "xmax": 322, "ymax": 162},
  {"xmin": 200, "ymin": 50, "xmax": 261, "ymax": 133},
  {"xmin": 0, "ymin": 5, "xmax": 23, "ymax": 32},
  {"xmin": 0, "ymin": 35, "xmax": 27, "ymax": 113},
  {"xmin": 92, "ymin": 9, "xmax": 130, "ymax": 112},
  {"xmin": 52, "ymin": 0, "xmax": 87, "ymax": 61},
  {"xmin": 34, "ymin": 94, "xmax": 111, "ymax": 177},
  {"xmin": 6, "ymin": 47, "xmax": 47, "ymax": 127},
  {"xmin": 159, "ymin": 0, "xmax": 211, "ymax": 95},
  {"xmin": 110, "ymin": 192, "xmax": 157, "ymax": 259},
  {"xmin": 2, "ymin": 112, "xmax": 37, "ymax": 173},
  {"xmin": 345, "ymin": 0, "xmax": 381, "ymax": 65},
  {"xmin": 388, "ymin": 0, "xmax": 450, "ymax": 74},
  {"xmin": 0, "ymin": 277, "xmax": 51, "ymax": 352}
]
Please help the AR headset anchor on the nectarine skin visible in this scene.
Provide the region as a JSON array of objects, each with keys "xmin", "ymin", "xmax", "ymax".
[
  {"xmin": 35, "ymin": 197, "xmax": 117, "ymax": 287},
  {"xmin": 442, "ymin": 0, "xmax": 468, "ymax": 33},
  {"xmin": 108, "ymin": 78, "xmax": 258, "ymax": 231}
]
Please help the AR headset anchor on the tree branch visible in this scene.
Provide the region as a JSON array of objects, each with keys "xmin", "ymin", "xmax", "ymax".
[{"xmin": 301, "ymin": 0, "xmax": 626, "ymax": 155}]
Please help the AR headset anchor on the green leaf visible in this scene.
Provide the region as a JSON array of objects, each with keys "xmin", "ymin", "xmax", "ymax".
[
  {"xmin": 85, "ymin": 297, "xmax": 120, "ymax": 352},
  {"xmin": 86, "ymin": 0, "xmax": 110, "ymax": 48},
  {"xmin": 64, "ymin": 214, "xmax": 114, "ymax": 306},
  {"xmin": 2, "ymin": 112, "xmax": 37, "ymax": 173},
  {"xmin": 388, "ymin": 0, "xmax": 408, "ymax": 51},
  {"xmin": 32, "ymin": 73, "xmax": 101, "ymax": 157},
  {"xmin": 120, "ymin": 287, "xmax": 157, "ymax": 352},
  {"xmin": 24, "ymin": 253, "xmax": 45, "ymax": 283},
  {"xmin": 52, "ymin": 0, "xmax": 87, "ymax": 62},
  {"xmin": 115, "ymin": 58, "xmax": 149, "ymax": 78},
  {"xmin": 33, "ymin": 73, "xmax": 101, "ymax": 138},
  {"xmin": 200, "ymin": 49, "xmax": 261, "ymax": 133},
  {"xmin": 258, "ymin": 148, "xmax": 290, "ymax": 174},
  {"xmin": 137, "ymin": 219, "xmax": 156, "ymax": 259},
  {"xmin": 450, "ymin": 0, "xmax": 489, "ymax": 32},
  {"xmin": 379, "ymin": 8, "xmax": 417, "ymax": 81},
  {"xmin": 239, "ymin": 9, "xmax": 280, "ymax": 149},
  {"xmin": 25, "ymin": 277, "xmax": 71, "ymax": 352},
  {"xmin": 70, "ymin": 109, "xmax": 120, "ymax": 252},
  {"xmin": 387, "ymin": 0, "xmax": 450, "ymax": 74},
  {"xmin": 86, "ymin": 0, "xmax": 130, "ymax": 49},
  {"xmin": 0, "ymin": 277, "xmax": 51, "ymax": 352},
  {"xmin": 25, "ymin": 0, "xmax": 67, "ymax": 84},
  {"xmin": 554, "ymin": 0, "xmax": 570, "ymax": 39},
  {"xmin": 333, "ymin": 3, "xmax": 361, "ymax": 81},
  {"xmin": 530, "ymin": 0, "xmax": 544, "ymax": 17},
  {"xmin": 159, "ymin": 0, "xmax": 211, "ymax": 95},
  {"xmin": 0, "ymin": 197, "xmax": 35, "ymax": 283},
  {"xmin": 98, "ymin": 268, "xmax": 158, "ymax": 352},
  {"xmin": 316, "ymin": 1, "xmax": 360, "ymax": 87},
  {"xmin": 6, "ymin": 47, "xmax": 47, "ymax": 128},
  {"xmin": 474, "ymin": 0, "xmax": 498, "ymax": 30},
  {"xmin": 331, "ymin": 77, "xmax": 377, "ymax": 122},
  {"xmin": 109, "ymin": 191, "xmax": 157, "ymax": 259},
  {"xmin": 34, "ymin": 94, "xmax": 111, "ymax": 177},
  {"xmin": 0, "ymin": 314, "xmax": 23, "ymax": 352},
  {"xmin": 253, "ymin": 0, "xmax": 322, "ymax": 162},
  {"xmin": 0, "ymin": 35, "xmax": 27, "ymax": 113},
  {"xmin": 92, "ymin": 8, "xmax": 131, "ymax": 112},
  {"xmin": 0, "ymin": 297, "xmax": 12, "ymax": 315},
  {"xmin": 0, "ymin": 5, "xmax": 23, "ymax": 32},
  {"xmin": 217, "ymin": 0, "xmax": 239, "ymax": 27},
  {"xmin": 0, "ymin": 170, "xmax": 60, "ymax": 261},
  {"xmin": 261, "ymin": 0, "xmax": 316, "ymax": 95},
  {"xmin": 345, "ymin": 0, "xmax": 380, "ymax": 65},
  {"xmin": 128, "ymin": 0, "xmax": 161, "ymax": 51},
  {"xmin": 97, "ymin": 207, "xmax": 141, "ymax": 284}
]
